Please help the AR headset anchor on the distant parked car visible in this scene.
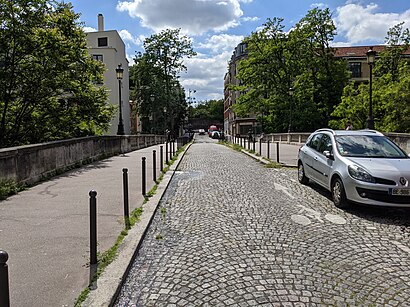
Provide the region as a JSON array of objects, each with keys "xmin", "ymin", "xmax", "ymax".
[
  {"xmin": 298, "ymin": 128, "xmax": 410, "ymax": 209},
  {"xmin": 198, "ymin": 129, "xmax": 205, "ymax": 135},
  {"xmin": 211, "ymin": 131, "xmax": 221, "ymax": 139}
]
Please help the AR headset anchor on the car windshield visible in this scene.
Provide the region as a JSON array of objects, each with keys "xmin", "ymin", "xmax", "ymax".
[{"xmin": 335, "ymin": 135, "xmax": 408, "ymax": 158}]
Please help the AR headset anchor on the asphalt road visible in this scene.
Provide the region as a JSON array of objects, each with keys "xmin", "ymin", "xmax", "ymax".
[{"xmin": 115, "ymin": 134, "xmax": 410, "ymax": 306}]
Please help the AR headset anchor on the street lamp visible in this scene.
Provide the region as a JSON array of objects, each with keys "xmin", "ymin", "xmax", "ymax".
[
  {"xmin": 366, "ymin": 47, "xmax": 376, "ymax": 129},
  {"xmin": 116, "ymin": 64, "xmax": 125, "ymax": 135},
  {"xmin": 288, "ymin": 87, "xmax": 294, "ymax": 133},
  {"xmin": 188, "ymin": 89, "xmax": 196, "ymax": 104}
]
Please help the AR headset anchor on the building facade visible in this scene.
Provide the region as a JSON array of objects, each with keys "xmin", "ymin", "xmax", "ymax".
[
  {"xmin": 225, "ymin": 44, "xmax": 410, "ymax": 136},
  {"xmin": 86, "ymin": 14, "xmax": 131, "ymax": 135},
  {"xmin": 224, "ymin": 42, "xmax": 258, "ymax": 137}
]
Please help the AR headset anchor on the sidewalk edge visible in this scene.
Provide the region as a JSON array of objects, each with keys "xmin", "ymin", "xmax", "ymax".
[{"xmin": 82, "ymin": 142, "xmax": 193, "ymax": 307}]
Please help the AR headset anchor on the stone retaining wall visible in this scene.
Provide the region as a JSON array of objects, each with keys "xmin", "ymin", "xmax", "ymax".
[{"xmin": 0, "ymin": 135, "xmax": 166, "ymax": 185}]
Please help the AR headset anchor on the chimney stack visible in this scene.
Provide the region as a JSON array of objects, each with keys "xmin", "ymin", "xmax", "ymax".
[{"xmin": 98, "ymin": 14, "xmax": 104, "ymax": 32}]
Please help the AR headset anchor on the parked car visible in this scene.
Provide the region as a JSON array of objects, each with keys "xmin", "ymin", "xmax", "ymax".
[
  {"xmin": 198, "ymin": 129, "xmax": 206, "ymax": 135},
  {"xmin": 298, "ymin": 128, "xmax": 410, "ymax": 208},
  {"xmin": 211, "ymin": 131, "xmax": 221, "ymax": 139}
]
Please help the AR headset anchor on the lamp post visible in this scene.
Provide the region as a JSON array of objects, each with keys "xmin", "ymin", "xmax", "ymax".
[
  {"xmin": 288, "ymin": 87, "xmax": 294, "ymax": 133},
  {"xmin": 366, "ymin": 47, "xmax": 376, "ymax": 130},
  {"xmin": 150, "ymin": 95, "xmax": 155, "ymax": 133},
  {"xmin": 116, "ymin": 64, "xmax": 125, "ymax": 135},
  {"xmin": 188, "ymin": 89, "xmax": 196, "ymax": 104}
]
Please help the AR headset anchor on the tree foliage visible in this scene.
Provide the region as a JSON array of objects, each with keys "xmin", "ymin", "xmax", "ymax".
[
  {"xmin": 130, "ymin": 28, "xmax": 196, "ymax": 135},
  {"xmin": 189, "ymin": 99, "xmax": 224, "ymax": 122},
  {"xmin": 231, "ymin": 8, "xmax": 350, "ymax": 133},
  {"xmin": 0, "ymin": 0, "xmax": 114, "ymax": 147},
  {"xmin": 330, "ymin": 23, "xmax": 410, "ymax": 132}
]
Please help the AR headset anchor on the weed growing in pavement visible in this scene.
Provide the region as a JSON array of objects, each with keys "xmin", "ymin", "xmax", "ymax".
[
  {"xmin": 0, "ymin": 179, "xmax": 25, "ymax": 200},
  {"xmin": 74, "ymin": 142, "xmax": 191, "ymax": 305},
  {"xmin": 264, "ymin": 162, "xmax": 284, "ymax": 168},
  {"xmin": 74, "ymin": 206, "xmax": 144, "ymax": 306},
  {"xmin": 160, "ymin": 207, "xmax": 167, "ymax": 220}
]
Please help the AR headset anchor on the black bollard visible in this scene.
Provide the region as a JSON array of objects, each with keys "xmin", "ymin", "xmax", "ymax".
[
  {"xmin": 165, "ymin": 142, "xmax": 169, "ymax": 165},
  {"xmin": 153, "ymin": 150, "xmax": 157, "ymax": 183},
  {"xmin": 89, "ymin": 190, "xmax": 97, "ymax": 265},
  {"xmin": 160, "ymin": 145, "xmax": 164, "ymax": 172},
  {"xmin": 259, "ymin": 139, "xmax": 262, "ymax": 155},
  {"xmin": 267, "ymin": 140, "xmax": 270, "ymax": 159},
  {"xmin": 122, "ymin": 169, "xmax": 130, "ymax": 230},
  {"xmin": 253, "ymin": 138, "xmax": 256, "ymax": 152},
  {"xmin": 142, "ymin": 157, "xmax": 146, "ymax": 197},
  {"xmin": 169, "ymin": 141, "xmax": 173, "ymax": 161},
  {"xmin": 276, "ymin": 142, "xmax": 280, "ymax": 163},
  {"xmin": 0, "ymin": 250, "xmax": 10, "ymax": 307}
]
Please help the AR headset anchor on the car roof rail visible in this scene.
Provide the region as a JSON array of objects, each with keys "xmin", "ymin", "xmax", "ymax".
[{"xmin": 316, "ymin": 128, "xmax": 335, "ymax": 134}]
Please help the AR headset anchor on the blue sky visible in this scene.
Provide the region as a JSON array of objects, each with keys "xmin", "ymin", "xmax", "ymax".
[{"xmin": 69, "ymin": 0, "xmax": 410, "ymax": 102}]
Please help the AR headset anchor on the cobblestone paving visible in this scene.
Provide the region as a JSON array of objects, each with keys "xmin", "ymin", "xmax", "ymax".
[{"xmin": 115, "ymin": 137, "xmax": 410, "ymax": 306}]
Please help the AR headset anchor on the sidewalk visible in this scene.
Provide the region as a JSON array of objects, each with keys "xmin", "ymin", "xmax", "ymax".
[
  {"xmin": 237, "ymin": 140, "xmax": 301, "ymax": 167},
  {"xmin": 0, "ymin": 142, "xmax": 183, "ymax": 307}
]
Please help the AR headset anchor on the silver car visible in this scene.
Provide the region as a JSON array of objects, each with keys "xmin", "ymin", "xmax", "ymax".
[{"xmin": 298, "ymin": 129, "xmax": 410, "ymax": 208}]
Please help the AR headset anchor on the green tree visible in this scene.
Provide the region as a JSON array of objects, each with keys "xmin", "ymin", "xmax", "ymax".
[
  {"xmin": 231, "ymin": 8, "xmax": 349, "ymax": 133},
  {"xmin": 130, "ymin": 28, "xmax": 196, "ymax": 135},
  {"xmin": 190, "ymin": 99, "xmax": 224, "ymax": 122},
  {"xmin": 331, "ymin": 23, "xmax": 410, "ymax": 132},
  {"xmin": 0, "ymin": 0, "xmax": 114, "ymax": 147}
]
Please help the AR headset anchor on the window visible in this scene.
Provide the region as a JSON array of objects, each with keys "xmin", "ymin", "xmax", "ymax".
[
  {"xmin": 348, "ymin": 62, "xmax": 361, "ymax": 78},
  {"xmin": 98, "ymin": 37, "xmax": 108, "ymax": 47},
  {"xmin": 92, "ymin": 54, "xmax": 103, "ymax": 62},
  {"xmin": 318, "ymin": 134, "xmax": 332, "ymax": 154},
  {"xmin": 308, "ymin": 133, "xmax": 322, "ymax": 151}
]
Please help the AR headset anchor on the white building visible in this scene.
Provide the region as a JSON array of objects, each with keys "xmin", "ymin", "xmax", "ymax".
[{"xmin": 85, "ymin": 14, "xmax": 130, "ymax": 135}]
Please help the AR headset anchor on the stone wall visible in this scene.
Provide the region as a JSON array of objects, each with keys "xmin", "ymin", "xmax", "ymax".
[{"xmin": 0, "ymin": 135, "xmax": 166, "ymax": 185}]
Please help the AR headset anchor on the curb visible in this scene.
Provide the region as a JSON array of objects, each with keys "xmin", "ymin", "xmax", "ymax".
[
  {"xmin": 240, "ymin": 148, "xmax": 297, "ymax": 168},
  {"xmin": 82, "ymin": 141, "xmax": 193, "ymax": 307}
]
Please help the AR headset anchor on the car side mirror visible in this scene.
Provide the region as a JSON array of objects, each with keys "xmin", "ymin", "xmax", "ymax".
[{"xmin": 323, "ymin": 150, "xmax": 334, "ymax": 160}]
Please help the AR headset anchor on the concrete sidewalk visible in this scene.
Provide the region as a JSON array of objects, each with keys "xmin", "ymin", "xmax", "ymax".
[{"xmin": 0, "ymin": 142, "xmax": 184, "ymax": 307}]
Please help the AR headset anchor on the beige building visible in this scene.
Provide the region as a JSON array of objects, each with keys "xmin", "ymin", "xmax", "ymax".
[{"xmin": 86, "ymin": 14, "xmax": 131, "ymax": 135}]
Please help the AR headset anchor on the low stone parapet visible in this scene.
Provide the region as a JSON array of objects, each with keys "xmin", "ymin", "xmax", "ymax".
[{"xmin": 0, "ymin": 135, "xmax": 165, "ymax": 185}]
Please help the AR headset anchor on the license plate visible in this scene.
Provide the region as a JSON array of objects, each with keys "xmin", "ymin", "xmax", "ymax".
[{"xmin": 390, "ymin": 188, "xmax": 410, "ymax": 196}]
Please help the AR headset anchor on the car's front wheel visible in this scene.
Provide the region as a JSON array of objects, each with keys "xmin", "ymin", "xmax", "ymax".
[
  {"xmin": 298, "ymin": 162, "xmax": 309, "ymax": 184},
  {"xmin": 331, "ymin": 177, "xmax": 350, "ymax": 209}
]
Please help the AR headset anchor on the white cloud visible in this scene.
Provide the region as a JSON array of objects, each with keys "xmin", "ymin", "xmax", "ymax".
[
  {"xmin": 83, "ymin": 26, "xmax": 97, "ymax": 32},
  {"xmin": 335, "ymin": 3, "xmax": 410, "ymax": 44},
  {"xmin": 180, "ymin": 51, "xmax": 232, "ymax": 101},
  {"xmin": 116, "ymin": 0, "xmax": 243, "ymax": 35},
  {"xmin": 310, "ymin": 3, "xmax": 327, "ymax": 9},
  {"xmin": 242, "ymin": 16, "xmax": 259, "ymax": 22},
  {"xmin": 197, "ymin": 34, "xmax": 244, "ymax": 54},
  {"xmin": 118, "ymin": 29, "xmax": 145, "ymax": 46}
]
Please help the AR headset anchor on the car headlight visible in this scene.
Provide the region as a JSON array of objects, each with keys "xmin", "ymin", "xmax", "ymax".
[{"xmin": 348, "ymin": 164, "xmax": 375, "ymax": 183}]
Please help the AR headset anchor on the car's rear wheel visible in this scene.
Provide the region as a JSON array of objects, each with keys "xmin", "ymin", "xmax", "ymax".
[
  {"xmin": 332, "ymin": 177, "xmax": 350, "ymax": 209},
  {"xmin": 298, "ymin": 162, "xmax": 309, "ymax": 184}
]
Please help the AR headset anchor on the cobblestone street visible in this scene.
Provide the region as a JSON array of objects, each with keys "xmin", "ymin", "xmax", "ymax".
[{"xmin": 115, "ymin": 136, "xmax": 410, "ymax": 306}]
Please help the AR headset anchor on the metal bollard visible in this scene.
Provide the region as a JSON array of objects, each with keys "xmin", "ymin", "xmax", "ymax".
[
  {"xmin": 276, "ymin": 142, "xmax": 280, "ymax": 163},
  {"xmin": 169, "ymin": 141, "xmax": 172, "ymax": 161},
  {"xmin": 142, "ymin": 157, "xmax": 146, "ymax": 197},
  {"xmin": 259, "ymin": 139, "xmax": 262, "ymax": 155},
  {"xmin": 122, "ymin": 169, "xmax": 130, "ymax": 230},
  {"xmin": 165, "ymin": 142, "xmax": 169, "ymax": 165},
  {"xmin": 253, "ymin": 139, "xmax": 256, "ymax": 152},
  {"xmin": 89, "ymin": 190, "xmax": 97, "ymax": 265},
  {"xmin": 153, "ymin": 150, "xmax": 157, "ymax": 183},
  {"xmin": 172, "ymin": 141, "xmax": 175, "ymax": 157},
  {"xmin": 160, "ymin": 145, "xmax": 164, "ymax": 172},
  {"xmin": 267, "ymin": 140, "xmax": 270, "ymax": 159},
  {"xmin": 0, "ymin": 250, "xmax": 10, "ymax": 307}
]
